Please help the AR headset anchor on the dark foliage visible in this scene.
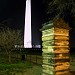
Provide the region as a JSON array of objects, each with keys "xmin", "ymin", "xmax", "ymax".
[{"xmin": 43, "ymin": 0, "xmax": 75, "ymax": 27}]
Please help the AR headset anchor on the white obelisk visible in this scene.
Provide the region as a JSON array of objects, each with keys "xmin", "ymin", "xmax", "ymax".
[{"xmin": 24, "ymin": 0, "xmax": 32, "ymax": 48}]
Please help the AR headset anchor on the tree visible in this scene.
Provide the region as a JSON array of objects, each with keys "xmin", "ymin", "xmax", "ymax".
[
  {"xmin": 0, "ymin": 27, "xmax": 23, "ymax": 62},
  {"xmin": 43, "ymin": 0, "xmax": 75, "ymax": 27}
]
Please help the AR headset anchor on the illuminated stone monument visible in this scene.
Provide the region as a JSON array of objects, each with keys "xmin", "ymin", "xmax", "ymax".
[
  {"xmin": 41, "ymin": 18, "xmax": 70, "ymax": 75},
  {"xmin": 24, "ymin": 0, "xmax": 32, "ymax": 48}
]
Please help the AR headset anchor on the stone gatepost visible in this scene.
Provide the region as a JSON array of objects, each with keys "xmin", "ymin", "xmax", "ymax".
[{"xmin": 41, "ymin": 18, "xmax": 70, "ymax": 75}]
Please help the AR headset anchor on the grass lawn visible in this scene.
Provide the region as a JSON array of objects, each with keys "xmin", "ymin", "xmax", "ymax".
[
  {"xmin": 0, "ymin": 53, "xmax": 42, "ymax": 75},
  {"xmin": 0, "ymin": 61, "xmax": 42, "ymax": 75},
  {"xmin": 0, "ymin": 61, "xmax": 33, "ymax": 75},
  {"xmin": 24, "ymin": 64, "xmax": 42, "ymax": 75}
]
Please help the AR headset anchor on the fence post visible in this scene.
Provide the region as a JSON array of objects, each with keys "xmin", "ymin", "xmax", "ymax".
[
  {"xmin": 30, "ymin": 55, "xmax": 31, "ymax": 62},
  {"xmin": 36, "ymin": 55, "xmax": 37, "ymax": 64},
  {"xmin": 25, "ymin": 54, "xmax": 27, "ymax": 60},
  {"xmin": 26, "ymin": 54, "xmax": 27, "ymax": 60}
]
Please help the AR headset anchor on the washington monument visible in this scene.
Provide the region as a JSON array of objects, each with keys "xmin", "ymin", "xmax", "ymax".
[{"xmin": 24, "ymin": 0, "xmax": 32, "ymax": 48}]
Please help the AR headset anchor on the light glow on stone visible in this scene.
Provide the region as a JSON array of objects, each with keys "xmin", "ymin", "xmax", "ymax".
[{"xmin": 41, "ymin": 19, "xmax": 70, "ymax": 75}]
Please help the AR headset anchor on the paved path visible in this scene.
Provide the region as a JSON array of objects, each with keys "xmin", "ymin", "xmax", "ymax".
[{"xmin": 15, "ymin": 65, "xmax": 42, "ymax": 75}]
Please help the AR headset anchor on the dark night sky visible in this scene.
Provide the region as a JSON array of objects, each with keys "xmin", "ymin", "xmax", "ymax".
[
  {"xmin": 0, "ymin": 0, "xmax": 75, "ymax": 48},
  {"xmin": 0, "ymin": 0, "xmax": 25, "ymax": 29}
]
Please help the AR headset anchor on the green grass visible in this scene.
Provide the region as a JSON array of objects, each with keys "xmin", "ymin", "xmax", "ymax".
[
  {"xmin": 0, "ymin": 61, "xmax": 32, "ymax": 70},
  {"xmin": 0, "ymin": 52, "xmax": 42, "ymax": 75},
  {"xmin": 0, "ymin": 61, "xmax": 33, "ymax": 75},
  {"xmin": 0, "ymin": 61, "xmax": 42, "ymax": 75},
  {"xmin": 23, "ymin": 64, "xmax": 42, "ymax": 75}
]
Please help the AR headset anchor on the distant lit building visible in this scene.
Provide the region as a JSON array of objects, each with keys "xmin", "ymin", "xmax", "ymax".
[
  {"xmin": 14, "ymin": 45, "xmax": 23, "ymax": 48},
  {"xmin": 41, "ymin": 18, "xmax": 70, "ymax": 75},
  {"xmin": 32, "ymin": 45, "xmax": 41, "ymax": 48}
]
